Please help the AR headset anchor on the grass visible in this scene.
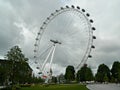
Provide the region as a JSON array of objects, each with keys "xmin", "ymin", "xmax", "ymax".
[{"xmin": 21, "ymin": 84, "xmax": 89, "ymax": 90}]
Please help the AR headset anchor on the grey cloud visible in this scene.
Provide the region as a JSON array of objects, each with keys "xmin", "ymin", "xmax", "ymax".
[
  {"xmin": 0, "ymin": 0, "xmax": 63, "ymax": 56},
  {"xmin": 0, "ymin": 0, "xmax": 24, "ymax": 55}
]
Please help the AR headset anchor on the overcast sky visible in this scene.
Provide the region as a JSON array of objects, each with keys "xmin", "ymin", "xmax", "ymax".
[{"xmin": 0, "ymin": 0, "xmax": 120, "ymax": 75}]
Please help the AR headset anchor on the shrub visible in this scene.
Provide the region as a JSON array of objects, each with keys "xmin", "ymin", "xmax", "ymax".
[{"xmin": 20, "ymin": 84, "xmax": 31, "ymax": 87}]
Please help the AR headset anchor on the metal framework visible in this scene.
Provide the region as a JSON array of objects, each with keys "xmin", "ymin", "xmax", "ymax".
[{"xmin": 34, "ymin": 5, "xmax": 96, "ymax": 82}]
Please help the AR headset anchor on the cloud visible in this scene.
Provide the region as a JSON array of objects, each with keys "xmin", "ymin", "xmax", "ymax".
[
  {"xmin": 0, "ymin": 0, "xmax": 24, "ymax": 55},
  {"xmin": 0, "ymin": 0, "xmax": 120, "ymax": 75}
]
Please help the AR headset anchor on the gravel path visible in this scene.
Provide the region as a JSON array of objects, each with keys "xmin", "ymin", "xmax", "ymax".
[{"xmin": 87, "ymin": 84, "xmax": 120, "ymax": 90}]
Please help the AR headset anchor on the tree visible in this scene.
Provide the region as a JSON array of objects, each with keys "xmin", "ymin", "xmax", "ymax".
[
  {"xmin": 104, "ymin": 74, "xmax": 109, "ymax": 82},
  {"xmin": 65, "ymin": 65, "xmax": 75, "ymax": 82},
  {"xmin": 95, "ymin": 72, "xmax": 103, "ymax": 82},
  {"xmin": 111, "ymin": 61, "xmax": 120, "ymax": 83},
  {"xmin": 52, "ymin": 76, "xmax": 57, "ymax": 83},
  {"xmin": 118, "ymin": 69, "xmax": 120, "ymax": 82},
  {"xmin": 85, "ymin": 66, "xmax": 94, "ymax": 81},
  {"xmin": 77, "ymin": 64, "xmax": 94, "ymax": 82},
  {"xmin": 95, "ymin": 64, "xmax": 110, "ymax": 82},
  {"xmin": 5, "ymin": 46, "xmax": 30, "ymax": 84},
  {"xmin": 0, "ymin": 66, "xmax": 7, "ymax": 85},
  {"xmin": 30, "ymin": 76, "xmax": 44, "ymax": 84},
  {"xmin": 5, "ymin": 46, "xmax": 28, "ymax": 62}
]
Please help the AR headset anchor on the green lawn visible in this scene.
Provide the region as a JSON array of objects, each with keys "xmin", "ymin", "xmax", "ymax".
[{"xmin": 21, "ymin": 84, "xmax": 89, "ymax": 90}]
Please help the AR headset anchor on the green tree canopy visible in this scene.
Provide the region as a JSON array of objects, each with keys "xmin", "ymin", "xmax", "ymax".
[
  {"xmin": 65, "ymin": 65, "xmax": 75, "ymax": 82},
  {"xmin": 5, "ymin": 45, "xmax": 31, "ymax": 84},
  {"xmin": 111, "ymin": 61, "xmax": 120, "ymax": 83},
  {"xmin": 77, "ymin": 64, "xmax": 94, "ymax": 82},
  {"xmin": 5, "ymin": 46, "xmax": 28, "ymax": 62},
  {"xmin": 95, "ymin": 64, "xmax": 110, "ymax": 82}
]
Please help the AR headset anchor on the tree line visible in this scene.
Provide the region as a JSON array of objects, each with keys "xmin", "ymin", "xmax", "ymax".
[
  {"xmin": 64, "ymin": 61, "xmax": 120, "ymax": 83},
  {"xmin": 0, "ymin": 45, "xmax": 120, "ymax": 85}
]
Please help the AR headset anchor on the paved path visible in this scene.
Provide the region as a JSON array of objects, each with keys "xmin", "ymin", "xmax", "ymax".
[{"xmin": 87, "ymin": 84, "xmax": 120, "ymax": 90}]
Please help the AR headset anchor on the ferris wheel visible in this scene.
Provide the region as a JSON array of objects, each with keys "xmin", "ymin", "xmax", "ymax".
[{"xmin": 33, "ymin": 5, "xmax": 96, "ymax": 82}]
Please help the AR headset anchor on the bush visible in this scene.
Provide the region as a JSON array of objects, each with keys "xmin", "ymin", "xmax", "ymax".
[
  {"xmin": 12, "ymin": 85, "xmax": 21, "ymax": 90},
  {"xmin": 20, "ymin": 84, "xmax": 31, "ymax": 87}
]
